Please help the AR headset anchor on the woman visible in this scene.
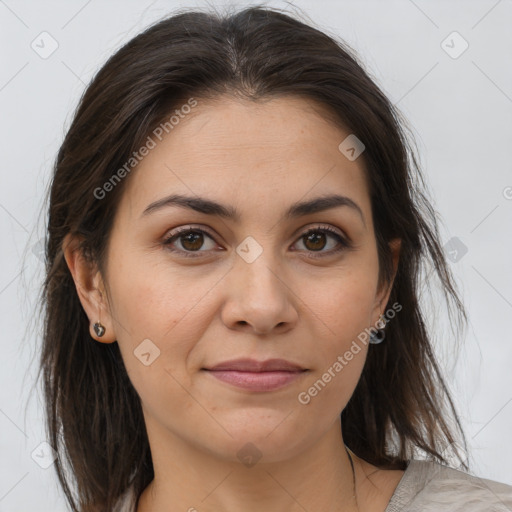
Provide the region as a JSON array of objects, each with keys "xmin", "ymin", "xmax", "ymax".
[{"xmin": 38, "ymin": 5, "xmax": 512, "ymax": 512}]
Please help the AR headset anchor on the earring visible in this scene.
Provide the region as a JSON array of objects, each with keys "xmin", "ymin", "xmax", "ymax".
[
  {"xmin": 93, "ymin": 321, "xmax": 106, "ymax": 337},
  {"xmin": 369, "ymin": 314, "xmax": 386, "ymax": 344}
]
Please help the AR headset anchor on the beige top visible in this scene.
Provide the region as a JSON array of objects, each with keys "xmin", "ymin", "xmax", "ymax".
[{"xmin": 113, "ymin": 459, "xmax": 512, "ymax": 511}]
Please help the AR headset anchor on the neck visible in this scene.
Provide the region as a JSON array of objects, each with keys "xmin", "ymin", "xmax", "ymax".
[{"xmin": 137, "ymin": 417, "xmax": 360, "ymax": 512}]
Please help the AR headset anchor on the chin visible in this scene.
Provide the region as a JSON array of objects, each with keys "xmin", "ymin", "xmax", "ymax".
[{"xmin": 202, "ymin": 424, "xmax": 313, "ymax": 466}]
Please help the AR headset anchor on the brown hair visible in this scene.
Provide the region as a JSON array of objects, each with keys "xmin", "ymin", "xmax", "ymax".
[{"xmin": 37, "ymin": 4, "xmax": 468, "ymax": 511}]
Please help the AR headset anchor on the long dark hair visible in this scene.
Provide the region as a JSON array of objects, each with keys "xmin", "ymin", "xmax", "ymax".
[{"xmin": 37, "ymin": 4, "xmax": 468, "ymax": 511}]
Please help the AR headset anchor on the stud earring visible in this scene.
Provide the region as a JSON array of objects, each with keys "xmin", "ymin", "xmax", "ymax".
[
  {"xmin": 93, "ymin": 321, "xmax": 106, "ymax": 337},
  {"xmin": 369, "ymin": 314, "xmax": 386, "ymax": 344}
]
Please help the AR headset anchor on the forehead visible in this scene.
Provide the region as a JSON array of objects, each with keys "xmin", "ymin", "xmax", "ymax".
[{"xmin": 119, "ymin": 95, "xmax": 371, "ymax": 222}]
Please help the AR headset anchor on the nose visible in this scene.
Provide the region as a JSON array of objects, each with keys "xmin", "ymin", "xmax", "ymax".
[{"xmin": 220, "ymin": 252, "xmax": 299, "ymax": 336}]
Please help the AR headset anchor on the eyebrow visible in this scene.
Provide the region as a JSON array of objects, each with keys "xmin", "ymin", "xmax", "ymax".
[{"xmin": 141, "ymin": 193, "xmax": 365, "ymax": 227}]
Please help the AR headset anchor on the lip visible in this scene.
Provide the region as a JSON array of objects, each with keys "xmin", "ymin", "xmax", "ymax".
[
  {"xmin": 206, "ymin": 358, "xmax": 305, "ymax": 372},
  {"xmin": 203, "ymin": 358, "xmax": 308, "ymax": 392}
]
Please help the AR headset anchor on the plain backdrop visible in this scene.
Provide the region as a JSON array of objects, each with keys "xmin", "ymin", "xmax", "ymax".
[{"xmin": 0, "ymin": 0, "xmax": 511, "ymax": 510}]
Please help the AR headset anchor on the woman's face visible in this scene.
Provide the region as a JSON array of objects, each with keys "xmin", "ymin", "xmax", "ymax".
[{"xmin": 89, "ymin": 95, "xmax": 399, "ymax": 463}]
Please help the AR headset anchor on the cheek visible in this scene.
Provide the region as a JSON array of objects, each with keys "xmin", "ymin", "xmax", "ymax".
[
  {"xmin": 307, "ymin": 261, "xmax": 379, "ymax": 340},
  {"xmin": 111, "ymin": 275, "xmax": 202, "ymax": 427},
  {"xmin": 107, "ymin": 253, "xmax": 223, "ymax": 392},
  {"xmin": 299, "ymin": 255, "xmax": 378, "ymax": 398},
  {"xmin": 296, "ymin": 277, "xmax": 372, "ymax": 422},
  {"xmin": 107, "ymin": 250, "xmax": 221, "ymax": 340}
]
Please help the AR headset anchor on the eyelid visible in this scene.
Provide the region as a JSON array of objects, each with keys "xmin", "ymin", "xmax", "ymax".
[
  {"xmin": 162, "ymin": 225, "xmax": 222, "ymax": 258},
  {"xmin": 162, "ymin": 223, "xmax": 352, "ymax": 258},
  {"xmin": 291, "ymin": 223, "xmax": 347, "ymax": 242},
  {"xmin": 165, "ymin": 224, "xmax": 217, "ymax": 241},
  {"xmin": 292, "ymin": 224, "xmax": 352, "ymax": 258}
]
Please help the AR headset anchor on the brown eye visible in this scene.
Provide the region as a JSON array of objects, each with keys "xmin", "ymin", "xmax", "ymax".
[
  {"xmin": 292, "ymin": 226, "xmax": 351, "ymax": 258},
  {"xmin": 162, "ymin": 224, "xmax": 351, "ymax": 259},
  {"xmin": 162, "ymin": 227, "xmax": 218, "ymax": 258},
  {"xmin": 303, "ymin": 231, "xmax": 328, "ymax": 251},
  {"xmin": 179, "ymin": 231, "xmax": 205, "ymax": 251}
]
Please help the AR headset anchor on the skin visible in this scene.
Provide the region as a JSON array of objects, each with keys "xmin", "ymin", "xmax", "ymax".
[{"xmin": 65, "ymin": 95, "xmax": 403, "ymax": 512}]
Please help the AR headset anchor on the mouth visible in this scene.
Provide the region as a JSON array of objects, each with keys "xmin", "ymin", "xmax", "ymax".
[{"xmin": 202, "ymin": 358, "xmax": 308, "ymax": 392}]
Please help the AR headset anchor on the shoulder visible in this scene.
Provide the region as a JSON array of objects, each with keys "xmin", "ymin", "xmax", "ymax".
[{"xmin": 386, "ymin": 459, "xmax": 512, "ymax": 512}]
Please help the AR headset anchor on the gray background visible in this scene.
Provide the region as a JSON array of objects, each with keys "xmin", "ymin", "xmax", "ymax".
[{"xmin": 0, "ymin": 0, "xmax": 511, "ymax": 510}]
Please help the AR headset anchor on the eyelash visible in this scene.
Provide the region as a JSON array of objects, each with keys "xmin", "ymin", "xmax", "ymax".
[{"xmin": 162, "ymin": 224, "xmax": 352, "ymax": 259}]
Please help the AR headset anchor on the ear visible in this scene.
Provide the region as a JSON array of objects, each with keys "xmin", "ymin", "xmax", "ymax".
[
  {"xmin": 372, "ymin": 238, "xmax": 401, "ymax": 322},
  {"xmin": 62, "ymin": 233, "xmax": 117, "ymax": 344}
]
